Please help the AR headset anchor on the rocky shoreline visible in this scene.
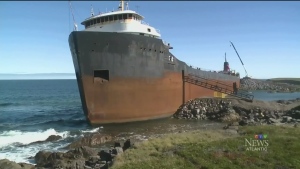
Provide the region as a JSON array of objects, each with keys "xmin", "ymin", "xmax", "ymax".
[
  {"xmin": 0, "ymin": 135, "xmax": 132, "ymax": 169},
  {"xmin": 173, "ymin": 98, "xmax": 300, "ymax": 128},
  {"xmin": 240, "ymin": 78, "xmax": 300, "ymax": 92},
  {"xmin": 1, "ymin": 98, "xmax": 300, "ymax": 169}
]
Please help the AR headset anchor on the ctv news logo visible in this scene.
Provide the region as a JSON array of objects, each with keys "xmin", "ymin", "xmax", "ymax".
[{"xmin": 244, "ymin": 134, "xmax": 269, "ymax": 151}]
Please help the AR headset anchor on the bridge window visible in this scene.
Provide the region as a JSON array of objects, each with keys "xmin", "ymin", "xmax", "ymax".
[
  {"xmin": 109, "ymin": 16, "xmax": 113, "ymax": 21},
  {"xmin": 114, "ymin": 15, "xmax": 118, "ymax": 20},
  {"xmin": 97, "ymin": 18, "xmax": 100, "ymax": 23},
  {"xmin": 128, "ymin": 14, "xmax": 132, "ymax": 19},
  {"xmin": 123, "ymin": 14, "xmax": 127, "ymax": 19},
  {"xmin": 91, "ymin": 20, "xmax": 93, "ymax": 25},
  {"xmin": 94, "ymin": 19, "xmax": 96, "ymax": 24},
  {"xmin": 101, "ymin": 17, "xmax": 104, "ymax": 23},
  {"xmin": 86, "ymin": 22, "xmax": 90, "ymax": 27},
  {"xmin": 105, "ymin": 16, "xmax": 108, "ymax": 22},
  {"xmin": 118, "ymin": 14, "xmax": 123, "ymax": 20}
]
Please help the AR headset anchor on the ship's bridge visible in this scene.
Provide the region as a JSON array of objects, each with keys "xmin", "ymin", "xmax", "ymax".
[{"xmin": 81, "ymin": 1, "xmax": 161, "ymax": 39}]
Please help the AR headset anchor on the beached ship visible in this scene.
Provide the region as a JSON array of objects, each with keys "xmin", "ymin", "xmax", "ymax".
[{"xmin": 68, "ymin": 1, "xmax": 240, "ymax": 125}]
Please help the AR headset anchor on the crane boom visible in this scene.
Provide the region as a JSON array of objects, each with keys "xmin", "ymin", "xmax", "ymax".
[
  {"xmin": 230, "ymin": 41, "xmax": 249, "ymax": 78},
  {"xmin": 69, "ymin": 1, "xmax": 78, "ymax": 31}
]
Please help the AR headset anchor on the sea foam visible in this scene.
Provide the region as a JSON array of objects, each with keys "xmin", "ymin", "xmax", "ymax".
[
  {"xmin": 0, "ymin": 128, "xmax": 70, "ymax": 164},
  {"xmin": 0, "ymin": 128, "xmax": 68, "ymax": 148}
]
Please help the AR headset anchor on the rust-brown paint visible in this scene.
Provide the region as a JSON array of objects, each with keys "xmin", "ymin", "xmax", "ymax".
[{"xmin": 80, "ymin": 72, "xmax": 239, "ymax": 124}]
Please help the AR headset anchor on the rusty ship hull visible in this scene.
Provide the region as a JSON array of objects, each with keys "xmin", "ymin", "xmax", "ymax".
[{"xmin": 68, "ymin": 31, "xmax": 240, "ymax": 125}]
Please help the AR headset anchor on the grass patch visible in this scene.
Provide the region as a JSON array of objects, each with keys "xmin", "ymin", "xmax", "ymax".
[
  {"xmin": 268, "ymin": 78, "xmax": 300, "ymax": 86},
  {"xmin": 111, "ymin": 126, "xmax": 300, "ymax": 169}
]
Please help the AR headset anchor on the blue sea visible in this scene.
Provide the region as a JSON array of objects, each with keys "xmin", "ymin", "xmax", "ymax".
[{"xmin": 1, "ymin": 80, "xmax": 300, "ymax": 163}]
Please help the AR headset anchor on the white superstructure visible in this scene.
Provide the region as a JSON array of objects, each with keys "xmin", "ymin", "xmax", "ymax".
[{"xmin": 81, "ymin": 1, "xmax": 161, "ymax": 39}]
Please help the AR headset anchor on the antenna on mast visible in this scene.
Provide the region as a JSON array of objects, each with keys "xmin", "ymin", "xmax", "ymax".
[
  {"xmin": 126, "ymin": 2, "xmax": 129, "ymax": 10},
  {"xmin": 69, "ymin": 1, "xmax": 78, "ymax": 31},
  {"xmin": 91, "ymin": 5, "xmax": 94, "ymax": 16}
]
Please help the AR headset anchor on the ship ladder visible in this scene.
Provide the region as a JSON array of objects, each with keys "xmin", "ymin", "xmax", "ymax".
[{"xmin": 184, "ymin": 74, "xmax": 254, "ymax": 102}]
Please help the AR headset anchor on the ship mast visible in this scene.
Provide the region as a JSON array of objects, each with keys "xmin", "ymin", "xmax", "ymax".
[{"xmin": 120, "ymin": 0, "xmax": 124, "ymax": 11}]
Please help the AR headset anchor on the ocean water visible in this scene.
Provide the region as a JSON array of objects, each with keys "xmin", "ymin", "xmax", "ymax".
[
  {"xmin": 249, "ymin": 90, "xmax": 300, "ymax": 101},
  {"xmin": 0, "ymin": 80, "xmax": 300, "ymax": 164}
]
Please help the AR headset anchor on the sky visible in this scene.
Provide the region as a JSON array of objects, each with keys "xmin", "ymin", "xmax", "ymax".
[{"xmin": 0, "ymin": 1, "xmax": 299, "ymax": 79}]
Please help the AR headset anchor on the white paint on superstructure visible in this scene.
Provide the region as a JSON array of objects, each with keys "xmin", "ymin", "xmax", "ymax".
[{"xmin": 80, "ymin": 1, "xmax": 162, "ymax": 39}]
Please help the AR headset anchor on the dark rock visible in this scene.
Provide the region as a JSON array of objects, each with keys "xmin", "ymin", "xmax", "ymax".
[
  {"xmin": 239, "ymin": 119, "xmax": 249, "ymax": 126},
  {"xmin": 0, "ymin": 159, "xmax": 35, "ymax": 169},
  {"xmin": 123, "ymin": 139, "xmax": 131, "ymax": 151},
  {"xmin": 98, "ymin": 150, "xmax": 112, "ymax": 162},
  {"xmin": 19, "ymin": 163, "xmax": 35, "ymax": 169},
  {"xmin": 89, "ymin": 156, "xmax": 100, "ymax": 163},
  {"xmin": 282, "ymin": 116, "xmax": 292, "ymax": 123},
  {"xmin": 52, "ymin": 158, "xmax": 85, "ymax": 169},
  {"xmin": 30, "ymin": 135, "xmax": 62, "ymax": 145},
  {"xmin": 35, "ymin": 147, "xmax": 97, "ymax": 168},
  {"xmin": 285, "ymin": 110, "xmax": 300, "ymax": 119},
  {"xmin": 114, "ymin": 142, "xmax": 121, "ymax": 148},
  {"xmin": 100, "ymin": 163, "xmax": 109, "ymax": 169},
  {"xmin": 67, "ymin": 134, "xmax": 112, "ymax": 149},
  {"xmin": 34, "ymin": 151, "xmax": 52, "ymax": 167},
  {"xmin": 112, "ymin": 147, "xmax": 123, "ymax": 155},
  {"xmin": 46, "ymin": 135, "xmax": 62, "ymax": 142},
  {"xmin": 67, "ymin": 146, "xmax": 99, "ymax": 159}
]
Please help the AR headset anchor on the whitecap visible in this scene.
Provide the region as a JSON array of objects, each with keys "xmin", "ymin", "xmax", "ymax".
[
  {"xmin": 80, "ymin": 127, "xmax": 102, "ymax": 133},
  {"xmin": 0, "ymin": 128, "xmax": 69, "ymax": 148}
]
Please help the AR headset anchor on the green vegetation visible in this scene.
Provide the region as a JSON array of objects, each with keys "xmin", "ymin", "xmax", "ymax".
[
  {"xmin": 268, "ymin": 78, "xmax": 300, "ymax": 86},
  {"xmin": 112, "ymin": 126, "xmax": 300, "ymax": 169}
]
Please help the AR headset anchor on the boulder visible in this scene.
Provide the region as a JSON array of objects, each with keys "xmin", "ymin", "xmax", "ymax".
[
  {"xmin": 66, "ymin": 146, "xmax": 99, "ymax": 159},
  {"xmin": 220, "ymin": 112, "xmax": 240, "ymax": 123},
  {"xmin": 112, "ymin": 147, "xmax": 123, "ymax": 155},
  {"xmin": 34, "ymin": 147, "xmax": 95, "ymax": 168},
  {"xmin": 34, "ymin": 151, "xmax": 52, "ymax": 167},
  {"xmin": 45, "ymin": 135, "xmax": 62, "ymax": 142},
  {"xmin": 30, "ymin": 135, "xmax": 62, "ymax": 145},
  {"xmin": 114, "ymin": 142, "xmax": 121, "ymax": 148},
  {"xmin": 67, "ymin": 134, "xmax": 112, "ymax": 149},
  {"xmin": 98, "ymin": 150, "xmax": 113, "ymax": 162},
  {"xmin": 123, "ymin": 139, "xmax": 132, "ymax": 151},
  {"xmin": 0, "ymin": 159, "xmax": 35, "ymax": 169}
]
